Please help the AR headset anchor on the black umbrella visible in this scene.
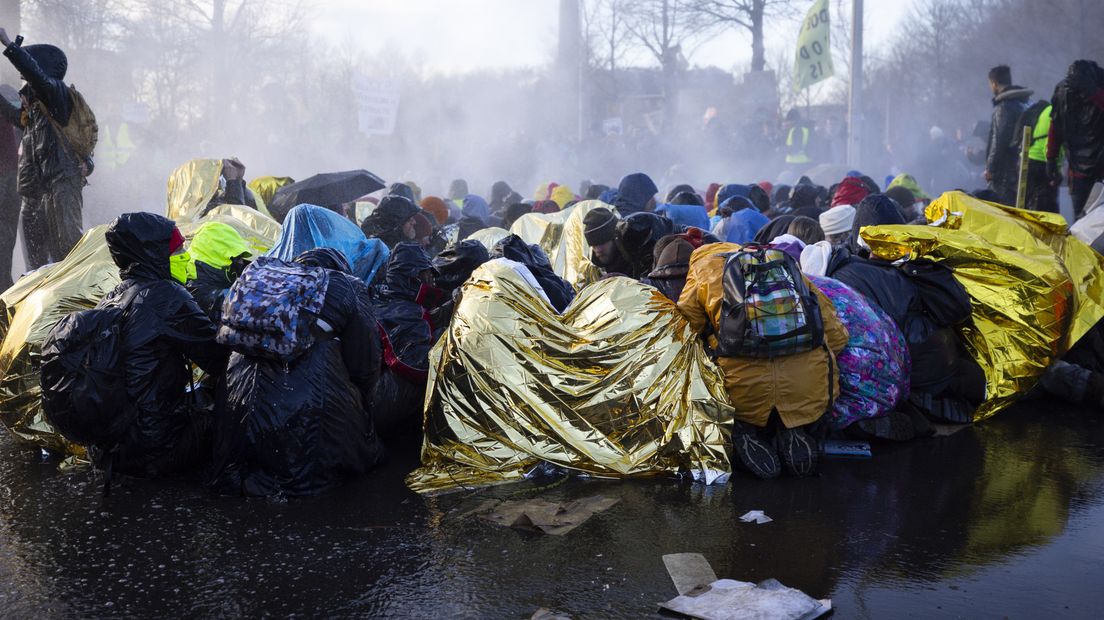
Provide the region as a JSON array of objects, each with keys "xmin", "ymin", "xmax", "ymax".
[{"xmin": 269, "ymin": 169, "xmax": 386, "ymax": 223}]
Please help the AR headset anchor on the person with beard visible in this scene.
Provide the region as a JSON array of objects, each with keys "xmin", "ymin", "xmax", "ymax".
[{"xmin": 360, "ymin": 195, "xmax": 420, "ymax": 249}]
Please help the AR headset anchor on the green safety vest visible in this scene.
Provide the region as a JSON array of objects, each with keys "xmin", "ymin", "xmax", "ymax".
[
  {"xmin": 1028, "ymin": 105, "xmax": 1051, "ymax": 163},
  {"xmin": 786, "ymin": 126, "xmax": 810, "ymax": 165}
]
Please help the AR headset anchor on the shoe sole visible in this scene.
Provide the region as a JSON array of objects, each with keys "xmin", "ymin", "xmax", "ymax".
[
  {"xmin": 735, "ymin": 435, "xmax": 781, "ymax": 480},
  {"xmin": 780, "ymin": 430, "xmax": 818, "ymax": 477}
]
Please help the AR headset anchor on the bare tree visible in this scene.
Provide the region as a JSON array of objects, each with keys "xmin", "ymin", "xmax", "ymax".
[
  {"xmin": 689, "ymin": 0, "xmax": 799, "ymax": 73},
  {"xmin": 581, "ymin": 0, "xmax": 633, "ymax": 72},
  {"xmin": 622, "ymin": 0, "xmax": 712, "ymax": 128}
]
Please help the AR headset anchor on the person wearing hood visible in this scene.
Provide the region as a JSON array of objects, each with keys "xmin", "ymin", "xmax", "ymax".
[
  {"xmin": 90, "ymin": 213, "xmax": 228, "ymax": 478},
  {"xmin": 583, "ymin": 207, "xmax": 671, "ymax": 280},
  {"xmin": 373, "ymin": 242, "xmax": 443, "ymax": 438},
  {"xmin": 0, "ymin": 30, "xmax": 91, "ymax": 269},
  {"xmin": 487, "ymin": 180, "xmax": 513, "ymax": 217},
  {"xmin": 808, "ymin": 194, "xmax": 985, "ymax": 427},
  {"xmin": 457, "ymin": 194, "xmax": 490, "ymax": 242},
  {"xmin": 210, "ymin": 247, "xmax": 384, "ymax": 497},
  {"xmin": 185, "ymin": 222, "xmax": 252, "ymax": 324},
  {"xmin": 500, "ymin": 201, "xmax": 533, "ymax": 231},
  {"xmin": 491, "ymin": 235, "xmax": 575, "ymax": 313},
  {"xmin": 985, "ymin": 65, "xmax": 1033, "ymax": 205},
  {"xmin": 428, "ymin": 239, "xmax": 490, "ymax": 329},
  {"xmin": 612, "ymin": 172, "xmax": 658, "ymax": 216},
  {"xmin": 387, "ymin": 182, "xmax": 418, "ymax": 204},
  {"xmin": 711, "ymin": 195, "xmax": 768, "ymax": 245},
  {"xmin": 361, "ymin": 195, "xmax": 420, "ymax": 249},
  {"xmin": 420, "ymin": 196, "xmax": 450, "ymax": 227},
  {"xmin": 1048, "ymin": 59, "xmax": 1104, "ymax": 219}
]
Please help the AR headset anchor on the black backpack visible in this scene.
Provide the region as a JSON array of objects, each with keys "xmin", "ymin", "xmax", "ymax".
[
  {"xmin": 716, "ymin": 245, "xmax": 825, "ymax": 358},
  {"xmin": 40, "ymin": 292, "xmax": 138, "ymax": 448}
]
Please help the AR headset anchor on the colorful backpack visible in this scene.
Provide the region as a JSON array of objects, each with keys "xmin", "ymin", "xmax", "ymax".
[
  {"xmin": 217, "ymin": 257, "xmax": 330, "ymax": 361},
  {"xmin": 716, "ymin": 245, "xmax": 825, "ymax": 358}
]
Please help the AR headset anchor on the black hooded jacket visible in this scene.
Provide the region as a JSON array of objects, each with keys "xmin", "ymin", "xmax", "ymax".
[
  {"xmin": 97, "ymin": 212, "xmax": 226, "ymax": 477},
  {"xmin": 987, "ymin": 85, "xmax": 1033, "ymax": 179},
  {"xmin": 491, "ymin": 235, "xmax": 575, "ymax": 313},
  {"xmin": 0, "ymin": 41, "xmax": 87, "ymax": 199},
  {"xmin": 612, "ymin": 173, "xmax": 658, "ymax": 217},
  {"xmin": 1050, "ymin": 61, "xmax": 1104, "ymax": 174},
  {"xmin": 211, "ymin": 246, "xmax": 384, "ymax": 496}
]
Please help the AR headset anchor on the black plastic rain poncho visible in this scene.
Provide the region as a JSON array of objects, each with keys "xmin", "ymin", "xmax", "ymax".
[
  {"xmin": 92, "ymin": 212, "xmax": 227, "ymax": 477},
  {"xmin": 372, "ymin": 242, "xmax": 441, "ymax": 438},
  {"xmin": 210, "ymin": 247, "xmax": 384, "ymax": 496}
]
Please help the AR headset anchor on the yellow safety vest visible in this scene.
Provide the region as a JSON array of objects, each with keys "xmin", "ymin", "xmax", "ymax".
[
  {"xmin": 786, "ymin": 126, "xmax": 810, "ymax": 165},
  {"xmin": 1028, "ymin": 105, "xmax": 1052, "ymax": 163}
]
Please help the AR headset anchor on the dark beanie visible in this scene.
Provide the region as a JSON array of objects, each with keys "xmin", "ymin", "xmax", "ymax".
[{"xmin": 583, "ymin": 207, "xmax": 618, "ymax": 246}]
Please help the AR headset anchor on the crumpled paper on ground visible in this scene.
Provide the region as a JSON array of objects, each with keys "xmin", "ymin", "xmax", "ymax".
[
  {"xmin": 861, "ymin": 191, "xmax": 1104, "ymax": 421},
  {"xmin": 659, "ymin": 579, "xmax": 831, "ymax": 620},
  {"xmin": 478, "ymin": 496, "xmax": 620, "ymax": 535},
  {"xmin": 405, "ymin": 260, "xmax": 733, "ymax": 494}
]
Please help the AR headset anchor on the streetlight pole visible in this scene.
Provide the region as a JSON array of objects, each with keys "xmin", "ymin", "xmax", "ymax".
[{"xmin": 847, "ymin": 0, "xmax": 863, "ymax": 167}]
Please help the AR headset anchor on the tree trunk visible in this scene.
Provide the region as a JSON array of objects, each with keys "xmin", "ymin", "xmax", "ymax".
[{"xmin": 750, "ymin": 1, "xmax": 765, "ymax": 73}]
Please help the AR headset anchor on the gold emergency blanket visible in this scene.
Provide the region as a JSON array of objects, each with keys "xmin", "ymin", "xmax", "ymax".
[
  {"xmin": 166, "ymin": 158, "xmax": 221, "ymax": 224},
  {"xmin": 860, "ymin": 191, "xmax": 1104, "ymax": 420},
  {"xmin": 0, "ymin": 227, "xmax": 118, "ymax": 454},
  {"xmin": 465, "ymin": 227, "xmax": 510, "ymax": 251},
  {"xmin": 509, "ymin": 200, "xmax": 611, "ymax": 290},
  {"xmin": 0, "ymin": 209, "xmax": 281, "ymax": 455},
  {"xmin": 406, "ymin": 260, "xmax": 734, "ymax": 494}
]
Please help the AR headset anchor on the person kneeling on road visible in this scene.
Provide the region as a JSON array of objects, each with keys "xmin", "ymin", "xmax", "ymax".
[
  {"xmin": 678, "ymin": 243, "xmax": 848, "ymax": 479},
  {"xmin": 210, "ymin": 247, "xmax": 384, "ymax": 497}
]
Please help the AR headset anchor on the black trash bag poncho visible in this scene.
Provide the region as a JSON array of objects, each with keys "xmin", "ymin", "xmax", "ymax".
[
  {"xmin": 209, "ymin": 247, "xmax": 384, "ymax": 496},
  {"xmin": 94, "ymin": 213, "xmax": 227, "ymax": 477},
  {"xmin": 372, "ymin": 243, "xmax": 441, "ymax": 438}
]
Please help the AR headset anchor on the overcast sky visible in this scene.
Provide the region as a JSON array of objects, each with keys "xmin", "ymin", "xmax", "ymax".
[{"xmin": 312, "ymin": 0, "xmax": 916, "ymax": 74}]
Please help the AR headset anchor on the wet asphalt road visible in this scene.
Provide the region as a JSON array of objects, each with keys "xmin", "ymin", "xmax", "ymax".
[{"xmin": 1, "ymin": 403, "xmax": 1103, "ymax": 619}]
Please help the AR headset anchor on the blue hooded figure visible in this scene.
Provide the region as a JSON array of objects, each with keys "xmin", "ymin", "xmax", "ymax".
[
  {"xmin": 711, "ymin": 196, "xmax": 769, "ymax": 244},
  {"xmin": 457, "ymin": 194, "xmax": 490, "ymax": 242},
  {"xmin": 612, "ymin": 172, "xmax": 658, "ymax": 217}
]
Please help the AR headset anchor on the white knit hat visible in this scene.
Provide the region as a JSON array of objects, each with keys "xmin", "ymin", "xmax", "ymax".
[{"xmin": 819, "ymin": 205, "xmax": 856, "ymax": 236}]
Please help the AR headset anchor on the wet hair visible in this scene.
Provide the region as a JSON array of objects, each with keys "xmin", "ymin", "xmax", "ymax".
[
  {"xmin": 988, "ymin": 65, "xmax": 1011, "ymax": 87},
  {"xmin": 787, "ymin": 216, "xmax": 825, "ymax": 245}
]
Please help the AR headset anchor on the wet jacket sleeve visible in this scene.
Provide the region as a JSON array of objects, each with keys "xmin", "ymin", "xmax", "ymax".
[
  {"xmin": 3, "ymin": 43, "xmax": 71, "ymax": 123},
  {"xmin": 987, "ymin": 103, "xmax": 1017, "ymax": 173},
  {"xmin": 336, "ymin": 278, "xmax": 382, "ymax": 406},
  {"xmin": 163, "ymin": 292, "xmax": 228, "ymax": 375}
]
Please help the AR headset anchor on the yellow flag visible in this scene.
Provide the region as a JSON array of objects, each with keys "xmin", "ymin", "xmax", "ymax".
[{"xmin": 794, "ymin": 0, "xmax": 833, "ymax": 90}]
